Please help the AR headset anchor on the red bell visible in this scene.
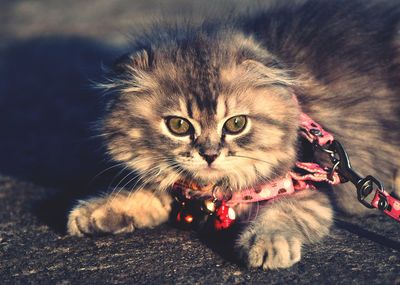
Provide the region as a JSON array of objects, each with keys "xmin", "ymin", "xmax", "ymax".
[{"xmin": 214, "ymin": 201, "xmax": 236, "ymax": 230}]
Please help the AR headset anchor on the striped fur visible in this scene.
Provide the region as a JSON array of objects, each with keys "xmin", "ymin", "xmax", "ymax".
[{"xmin": 68, "ymin": 0, "xmax": 400, "ymax": 270}]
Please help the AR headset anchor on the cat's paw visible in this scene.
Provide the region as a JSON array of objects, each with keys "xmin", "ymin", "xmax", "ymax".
[
  {"xmin": 67, "ymin": 200, "xmax": 135, "ymax": 236},
  {"xmin": 67, "ymin": 191, "xmax": 171, "ymax": 236},
  {"xmin": 237, "ymin": 227, "xmax": 302, "ymax": 270}
]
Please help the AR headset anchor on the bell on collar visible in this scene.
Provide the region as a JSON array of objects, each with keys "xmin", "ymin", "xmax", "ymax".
[
  {"xmin": 202, "ymin": 199, "xmax": 216, "ymax": 213},
  {"xmin": 173, "ymin": 197, "xmax": 209, "ymax": 229},
  {"xmin": 213, "ymin": 200, "xmax": 236, "ymax": 230}
]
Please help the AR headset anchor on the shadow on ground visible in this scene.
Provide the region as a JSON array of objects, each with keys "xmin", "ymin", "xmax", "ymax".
[{"xmin": 0, "ymin": 37, "xmax": 128, "ymax": 232}]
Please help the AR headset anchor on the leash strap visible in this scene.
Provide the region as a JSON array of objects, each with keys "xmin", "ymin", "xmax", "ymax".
[
  {"xmin": 299, "ymin": 113, "xmax": 334, "ymax": 146},
  {"xmin": 371, "ymin": 190, "xmax": 400, "ymax": 222},
  {"xmin": 299, "ymin": 114, "xmax": 400, "ymax": 223}
]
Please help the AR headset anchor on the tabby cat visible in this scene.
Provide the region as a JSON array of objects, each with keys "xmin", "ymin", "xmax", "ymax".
[{"xmin": 67, "ymin": 0, "xmax": 400, "ymax": 270}]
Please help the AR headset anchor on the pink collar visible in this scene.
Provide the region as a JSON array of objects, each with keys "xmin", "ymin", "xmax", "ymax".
[
  {"xmin": 225, "ymin": 112, "xmax": 341, "ymax": 205},
  {"xmin": 172, "ymin": 113, "xmax": 342, "ymax": 206}
]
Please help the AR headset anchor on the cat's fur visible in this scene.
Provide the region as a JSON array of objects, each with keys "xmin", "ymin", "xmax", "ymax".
[{"xmin": 67, "ymin": 0, "xmax": 400, "ymax": 270}]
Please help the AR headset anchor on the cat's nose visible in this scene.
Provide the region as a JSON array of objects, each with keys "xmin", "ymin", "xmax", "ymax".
[
  {"xmin": 203, "ymin": 154, "xmax": 218, "ymax": 165},
  {"xmin": 199, "ymin": 149, "xmax": 219, "ymax": 165}
]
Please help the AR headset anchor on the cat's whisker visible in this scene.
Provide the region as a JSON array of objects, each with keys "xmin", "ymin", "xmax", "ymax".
[
  {"xmin": 233, "ymin": 154, "xmax": 283, "ymax": 179},
  {"xmin": 87, "ymin": 130, "xmax": 121, "ymax": 139},
  {"xmin": 126, "ymin": 162, "xmax": 182, "ymax": 208},
  {"xmin": 107, "ymin": 158, "xmax": 165, "ymax": 204},
  {"xmin": 109, "ymin": 168, "xmax": 138, "ymax": 197},
  {"xmin": 115, "ymin": 169, "xmax": 158, "ymax": 207},
  {"xmin": 112, "ymin": 154, "xmax": 166, "ymax": 181},
  {"xmin": 106, "ymin": 155, "xmax": 166, "ymax": 193},
  {"xmin": 107, "ymin": 164, "xmax": 132, "ymax": 191},
  {"xmin": 140, "ymin": 165, "xmax": 189, "ymax": 211},
  {"xmin": 230, "ymin": 154, "xmax": 274, "ymax": 166},
  {"xmin": 107, "ymin": 170, "xmax": 139, "ymax": 206},
  {"xmin": 125, "ymin": 159, "xmax": 175, "ymax": 191},
  {"xmin": 123, "ymin": 158, "xmax": 182, "ymax": 197},
  {"xmin": 125, "ymin": 164, "xmax": 163, "ymax": 190},
  {"xmin": 161, "ymin": 165, "xmax": 185, "ymax": 190},
  {"xmin": 89, "ymin": 162, "xmax": 127, "ymax": 186}
]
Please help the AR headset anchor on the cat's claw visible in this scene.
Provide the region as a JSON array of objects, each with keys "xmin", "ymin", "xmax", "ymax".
[{"xmin": 237, "ymin": 227, "xmax": 302, "ymax": 270}]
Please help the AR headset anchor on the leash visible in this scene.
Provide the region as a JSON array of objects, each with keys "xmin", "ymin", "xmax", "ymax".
[
  {"xmin": 171, "ymin": 113, "xmax": 400, "ymax": 230},
  {"xmin": 300, "ymin": 113, "xmax": 400, "ymax": 223}
]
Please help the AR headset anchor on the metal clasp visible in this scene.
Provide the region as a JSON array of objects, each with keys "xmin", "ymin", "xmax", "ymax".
[
  {"xmin": 212, "ymin": 180, "xmax": 233, "ymax": 202},
  {"xmin": 314, "ymin": 139, "xmax": 385, "ymax": 209}
]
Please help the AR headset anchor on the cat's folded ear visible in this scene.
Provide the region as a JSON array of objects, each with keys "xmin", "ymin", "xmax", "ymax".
[
  {"xmin": 112, "ymin": 49, "xmax": 151, "ymax": 74},
  {"xmin": 237, "ymin": 58, "xmax": 296, "ymax": 89}
]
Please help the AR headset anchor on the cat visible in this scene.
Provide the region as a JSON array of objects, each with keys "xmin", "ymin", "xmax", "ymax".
[{"xmin": 67, "ymin": 0, "xmax": 400, "ymax": 270}]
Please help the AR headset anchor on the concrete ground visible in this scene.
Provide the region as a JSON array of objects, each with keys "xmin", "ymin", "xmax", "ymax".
[{"xmin": 1, "ymin": 1, "xmax": 399, "ymax": 284}]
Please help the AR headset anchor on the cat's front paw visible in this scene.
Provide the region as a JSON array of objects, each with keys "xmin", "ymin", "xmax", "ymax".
[
  {"xmin": 237, "ymin": 227, "xmax": 302, "ymax": 270},
  {"xmin": 67, "ymin": 191, "xmax": 171, "ymax": 236},
  {"xmin": 67, "ymin": 200, "xmax": 135, "ymax": 236}
]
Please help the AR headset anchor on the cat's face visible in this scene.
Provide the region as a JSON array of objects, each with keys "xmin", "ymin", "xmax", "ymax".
[{"xmin": 102, "ymin": 33, "xmax": 300, "ymax": 191}]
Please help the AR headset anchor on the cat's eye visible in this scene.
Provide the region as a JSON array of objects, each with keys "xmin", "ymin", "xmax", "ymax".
[
  {"xmin": 223, "ymin": 115, "xmax": 247, "ymax": 134},
  {"xmin": 165, "ymin": 116, "xmax": 192, "ymax": 136}
]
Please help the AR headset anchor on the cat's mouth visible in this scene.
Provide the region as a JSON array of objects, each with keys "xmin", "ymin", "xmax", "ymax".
[
  {"xmin": 203, "ymin": 164, "xmax": 219, "ymax": 170},
  {"xmin": 196, "ymin": 166, "xmax": 224, "ymax": 178},
  {"xmin": 176, "ymin": 157, "xmax": 257, "ymax": 190}
]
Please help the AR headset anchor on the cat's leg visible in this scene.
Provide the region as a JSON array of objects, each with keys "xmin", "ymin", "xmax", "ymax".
[
  {"xmin": 67, "ymin": 189, "xmax": 172, "ymax": 236},
  {"xmin": 236, "ymin": 190, "xmax": 332, "ymax": 270}
]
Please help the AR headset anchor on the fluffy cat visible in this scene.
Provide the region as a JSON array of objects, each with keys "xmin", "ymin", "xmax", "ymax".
[{"xmin": 67, "ymin": 0, "xmax": 400, "ymax": 270}]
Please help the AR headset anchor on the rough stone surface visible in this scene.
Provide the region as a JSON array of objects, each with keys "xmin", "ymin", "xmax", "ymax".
[
  {"xmin": 1, "ymin": 1, "xmax": 399, "ymax": 284},
  {"xmin": 1, "ymin": 176, "xmax": 400, "ymax": 284}
]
